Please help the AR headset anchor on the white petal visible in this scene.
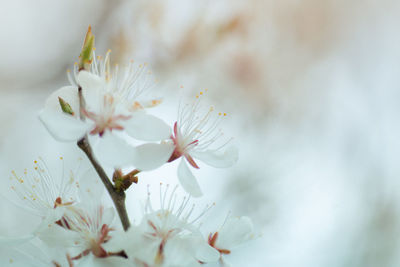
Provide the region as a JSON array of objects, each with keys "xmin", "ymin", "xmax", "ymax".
[
  {"xmin": 102, "ymin": 207, "xmax": 115, "ymax": 226},
  {"xmin": 77, "ymin": 71, "xmax": 104, "ymax": 112},
  {"xmin": 123, "ymin": 112, "xmax": 171, "ymax": 141},
  {"xmin": 191, "ymin": 146, "xmax": 238, "ymax": 168},
  {"xmin": 131, "ymin": 143, "xmax": 174, "ymax": 171},
  {"xmin": 36, "ymin": 223, "xmax": 79, "ymax": 248},
  {"xmin": 216, "ymin": 216, "xmax": 254, "ymax": 249},
  {"xmin": 77, "ymin": 167, "xmax": 105, "ymax": 203},
  {"xmin": 194, "ymin": 239, "xmax": 220, "ymax": 263},
  {"xmin": 39, "ymin": 110, "xmax": 90, "ymax": 142},
  {"xmin": 177, "ymin": 160, "xmax": 203, "ymax": 197},
  {"xmin": 44, "ymin": 85, "xmax": 80, "ymax": 115},
  {"xmin": 92, "ymin": 133, "xmax": 136, "ymax": 168}
]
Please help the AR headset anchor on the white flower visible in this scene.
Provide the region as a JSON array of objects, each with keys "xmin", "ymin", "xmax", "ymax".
[
  {"xmin": 8, "ymin": 157, "xmax": 80, "ymax": 224},
  {"xmin": 39, "ymin": 50, "xmax": 171, "ymax": 166},
  {"xmin": 119, "ymin": 185, "xmax": 219, "ymax": 267},
  {"xmin": 131, "ymin": 93, "xmax": 239, "ymax": 197},
  {"xmin": 47, "ymin": 201, "xmax": 130, "ymax": 267},
  {"xmin": 208, "ymin": 215, "xmax": 254, "ymax": 266}
]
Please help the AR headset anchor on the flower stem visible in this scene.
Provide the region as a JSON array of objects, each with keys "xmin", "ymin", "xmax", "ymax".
[{"xmin": 77, "ymin": 136, "xmax": 131, "ymax": 231}]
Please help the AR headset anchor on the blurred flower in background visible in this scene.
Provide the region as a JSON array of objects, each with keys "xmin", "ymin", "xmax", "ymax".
[{"xmin": 1, "ymin": 0, "xmax": 400, "ymax": 266}]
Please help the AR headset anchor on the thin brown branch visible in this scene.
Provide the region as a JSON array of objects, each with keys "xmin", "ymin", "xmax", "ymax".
[{"xmin": 77, "ymin": 137, "xmax": 131, "ymax": 231}]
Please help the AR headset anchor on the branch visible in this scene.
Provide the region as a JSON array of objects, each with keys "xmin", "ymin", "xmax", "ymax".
[{"xmin": 77, "ymin": 136, "xmax": 131, "ymax": 231}]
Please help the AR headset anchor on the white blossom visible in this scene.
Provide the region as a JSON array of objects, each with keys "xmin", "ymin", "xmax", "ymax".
[
  {"xmin": 207, "ymin": 215, "xmax": 255, "ymax": 266},
  {"xmin": 39, "ymin": 50, "xmax": 171, "ymax": 167},
  {"xmin": 118, "ymin": 185, "xmax": 219, "ymax": 267},
  {"xmin": 131, "ymin": 93, "xmax": 238, "ymax": 197},
  {"xmin": 8, "ymin": 157, "xmax": 81, "ymax": 229}
]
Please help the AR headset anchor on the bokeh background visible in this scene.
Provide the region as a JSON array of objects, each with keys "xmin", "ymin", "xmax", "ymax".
[{"xmin": 1, "ymin": 0, "xmax": 400, "ymax": 266}]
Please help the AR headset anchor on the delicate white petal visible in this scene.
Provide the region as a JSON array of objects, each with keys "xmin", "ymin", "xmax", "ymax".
[
  {"xmin": 221, "ymin": 258, "xmax": 233, "ymax": 267},
  {"xmin": 77, "ymin": 167, "xmax": 105, "ymax": 203},
  {"xmin": 39, "ymin": 110, "xmax": 90, "ymax": 142},
  {"xmin": 123, "ymin": 112, "xmax": 171, "ymax": 141},
  {"xmin": 77, "ymin": 71, "xmax": 104, "ymax": 111},
  {"xmin": 177, "ymin": 160, "xmax": 203, "ymax": 197},
  {"xmin": 216, "ymin": 216, "xmax": 254, "ymax": 249},
  {"xmin": 191, "ymin": 146, "xmax": 238, "ymax": 168},
  {"xmin": 44, "ymin": 85, "xmax": 80, "ymax": 115},
  {"xmin": 92, "ymin": 133, "xmax": 136, "ymax": 168},
  {"xmin": 131, "ymin": 143, "xmax": 174, "ymax": 171},
  {"xmin": 36, "ymin": 223, "xmax": 79, "ymax": 248},
  {"xmin": 194, "ymin": 239, "xmax": 220, "ymax": 263},
  {"xmin": 102, "ymin": 207, "xmax": 115, "ymax": 226}
]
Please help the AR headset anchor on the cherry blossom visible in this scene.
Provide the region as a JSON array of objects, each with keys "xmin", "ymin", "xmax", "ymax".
[
  {"xmin": 116, "ymin": 185, "xmax": 219, "ymax": 266},
  {"xmin": 207, "ymin": 215, "xmax": 255, "ymax": 266},
  {"xmin": 130, "ymin": 93, "xmax": 238, "ymax": 197},
  {"xmin": 39, "ymin": 50, "xmax": 171, "ymax": 166}
]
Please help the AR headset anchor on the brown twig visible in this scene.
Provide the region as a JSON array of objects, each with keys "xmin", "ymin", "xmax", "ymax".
[{"xmin": 77, "ymin": 136, "xmax": 131, "ymax": 231}]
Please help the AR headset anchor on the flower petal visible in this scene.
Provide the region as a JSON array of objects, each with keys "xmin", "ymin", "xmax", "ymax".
[
  {"xmin": 191, "ymin": 146, "xmax": 238, "ymax": 168},
  {"xmin": 92, "ymin": 133, "xmax": 136, "ymax": 168},
  {"xmin": 44, "ymin": 86, "xmax": 80, "ymax": 115},
  {"xmin": 39, "ymin": 109, "xmax": 90, "ymax": 142},
  {"xmin": 177, "ymin": 160, "xmax": 203, "ymax": 197},
  {"xmin": 131, "ymin": 143, "xmax": 175, "ymax": 171},
  {"xmin": 77, "ymin": 71, "xmax": 104, "ymax": 112},
  {"xmin": 123, "ymin": 112, "xmax": 171, "ymax": 141},
  {"xmin": 194, "ymin": 239, "xmax": 220, "ymax": 263},
  {"xmin": 216, "ymin": 216, "xmax": 254, "ymax": 249}
]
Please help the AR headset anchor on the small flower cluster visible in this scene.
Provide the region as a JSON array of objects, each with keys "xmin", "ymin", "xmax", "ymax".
[{"xmin": 1, "ymin": 27, "xmax": 254, "ymax": 266}]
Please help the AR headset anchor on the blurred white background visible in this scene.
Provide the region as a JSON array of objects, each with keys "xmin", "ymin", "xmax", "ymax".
[{"xmin": 1, "ymin": 0, "xmax": 400, "ymax": 266}]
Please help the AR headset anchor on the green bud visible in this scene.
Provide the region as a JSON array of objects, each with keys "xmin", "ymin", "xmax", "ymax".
[
  {"xmin": 58, "ymin": 97, "xmax": 74, "ymax": 115},
  {"xmin": 78, "ymin": 26, "xmax": 95, "ymax": 71}
]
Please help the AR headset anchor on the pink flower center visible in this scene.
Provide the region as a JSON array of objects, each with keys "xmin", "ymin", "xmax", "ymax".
[
  {"xmin": 167, "ymin": 122, "xmax": 200, "ymax": 168},
  {"xmin": 82, "ymin": 95, "xmax": 131, "ymax": 137}
]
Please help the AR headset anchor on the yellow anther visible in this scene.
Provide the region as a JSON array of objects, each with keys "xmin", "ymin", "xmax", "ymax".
[
  {"xmin": 219, "ymin": 112, "xmax": 222, "ymax": 116},
  {"xmin": 205, "ymin": 88, "xmax": 208, "ymax": 92},
  {"xmin": 74, "ymin": 62, "xmax": 78, "ymax": 65},
  {"xmin": 107, "ymin": 49, "xmax": 112, "ymax": 53},
  {"xmin": 19, "ymin": 180, "xmax": 24, "ymax": 183},
  {"xmin": 66, "ymin": 69, "xmax": 71, "ymax": 73},
  {"xmin": 93, "ymin": 47, "xmax": 96, "ymax": 51},
  {"xmin": 196, "ymin": 95, "xmax": 199, "ymax": 98},
  {"xmin": 224, "ymin": 113, "xmax": 227, "ymax": 116},
  {"xmin": 34, "ymin": 160, "xmax": 37, "ymax": 164},
  {"xmin": 200, "ymin": 92, "xmax": 203, "ymax": 95},
  {"xmin": 60, "ymin": 157, "xmax": 63, "ymax": 160},
  {"xmin": 34, "ymin": 167, "xmax": 38, "ymax": 170}
]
